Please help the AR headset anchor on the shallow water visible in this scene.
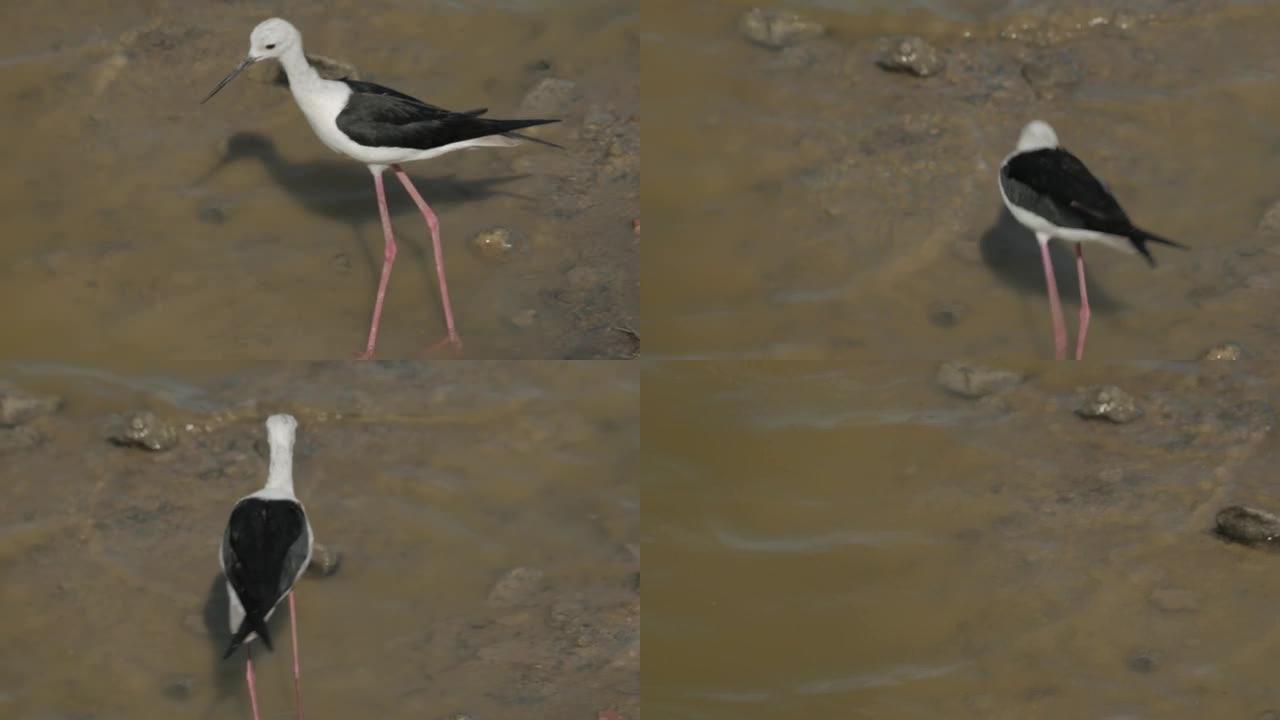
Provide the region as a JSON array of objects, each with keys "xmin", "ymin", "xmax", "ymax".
[
  {"xmin": 0, "ymin": 0, "xmax": 637, "ymax": 367},
  {"xmin": 0, "ymin": 361, "xmax": 638, "ymax": 718},
  {"xmin": 645, "ymin": 0, "xmax": 1280, "ymax": 362},
  {"xmin": 645, "ymin": 359, "xmax": 1280, "ymax": 718}
]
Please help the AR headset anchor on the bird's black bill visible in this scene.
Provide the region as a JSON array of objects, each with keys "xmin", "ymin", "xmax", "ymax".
[{"xmin": 202, "ymin": 56, "xmax": 256, "ymax": 104}]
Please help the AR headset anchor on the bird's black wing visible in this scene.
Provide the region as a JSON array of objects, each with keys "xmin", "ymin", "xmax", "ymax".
[
  {"xmin": 278, "ymin": 522, "xmax": 313, "ymax": 598},
  {"xmin": 1002, "ymin": 148, "xmax": 1133, "ymax": 235},
  {"xmin": 336, "ymin": 79, "xmax": 558, "ymax": 151},
  {"xmin": 341, "ymin": 79, "xmax": 485, "ymax": 115},
  {"xmin": 223, "ymin": 498, "xmax": 307, "ymax": 619}
]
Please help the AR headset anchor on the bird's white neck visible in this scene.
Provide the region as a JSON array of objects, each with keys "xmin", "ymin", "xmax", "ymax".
[
  {"xmin": 263, "ymin": 425, "xmax": 296, "ymax": 495},
  {"xmin": 277, "ymin": 43, "xmax": 319, "ymax": 91}
]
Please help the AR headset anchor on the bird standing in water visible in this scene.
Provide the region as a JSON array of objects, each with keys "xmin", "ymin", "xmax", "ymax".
[
  {"xmin": 998, "ymin": 120, "xmax": 1185, "ymax": 360},
  {"xmin": 221, "ymin": 413, "xmax": 313, "ymax": 720},
  {"xmin": 203, "ymin": 18, "xmax": 559, "ymax": 357}
]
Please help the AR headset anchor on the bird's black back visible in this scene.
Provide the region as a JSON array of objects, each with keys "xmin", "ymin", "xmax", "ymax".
[
  {"xmin": 222, "ymin": 498, "xmax": 308, "ymax": 646},
  {"xmin": 1002, "ymin": 147, "xmax": 1133, "ymax": 236},
  {"xmin": 335, "ymin": 79, "xmax": 558, "ymax": 151}
]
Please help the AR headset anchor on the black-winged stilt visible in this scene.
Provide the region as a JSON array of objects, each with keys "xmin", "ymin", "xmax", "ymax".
[
  {"xmin": 220, "ymin": 413, "xmax": 313, "ymax": 720},
  {"xmin": 998, "ymin": 120, "xmax": 1186, "ymax": 360},
  {"xmin": 203, "ymin": 18, "xmax": 560, "ymax": 357}
]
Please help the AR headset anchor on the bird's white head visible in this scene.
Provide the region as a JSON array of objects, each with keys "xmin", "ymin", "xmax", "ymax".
[
  {"xmin": 248, "ymin": 18, "xmax": 302, "ymax": 62},
  {"xmin": 1017, "ymin": 120, "xmax": 1060, "ymax": 152},
  {"xmin": 202, "ymin": 18, "xmax": 304, "ymax": 104},
  {"xmin": 264, "ymin": 413, "xmax": 298, "ymax": 492}
]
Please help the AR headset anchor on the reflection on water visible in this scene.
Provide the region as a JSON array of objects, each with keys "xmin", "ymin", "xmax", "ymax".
[
  {"xmin": 646, "ymin": 0, "xmax": 1280, "ymax": 362},
  {"xmin": 0, "ymin": 361, "xmax": 638, "ymax": 718},
  {"xmin": 646, "ymin": 359, "xmax": 1280, "ymax": 718}
]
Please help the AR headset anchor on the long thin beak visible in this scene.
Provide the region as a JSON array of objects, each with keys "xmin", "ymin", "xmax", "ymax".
[{"xmin": 202, "ymin": 56, "xmax": 257, "ymax": 104}]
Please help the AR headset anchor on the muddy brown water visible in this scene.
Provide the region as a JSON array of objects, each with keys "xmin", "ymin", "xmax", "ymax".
[
  {"xmin": 0, "ymin": 0, "xmax": 637, "ymax": 367},
  {"xmin": 646, "ymin": 358, "xmax": 1280, "ymax": 718},
  {"xmin": 646, "ymin": 0, "xmax": 1280, "ymax": 362},
  {"xmin": 0, "ymin": 361, "xmax": 638, "ymax": 718}
]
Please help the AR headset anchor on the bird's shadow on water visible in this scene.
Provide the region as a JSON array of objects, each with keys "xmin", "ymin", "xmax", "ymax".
[
  {"xmin": 198, "ymin": 132, "xmax": 532, "ymax": 307},
  {"xmin": 200, "ymin": 573, "xmax": 292, "ymax": 717},
  {"xmin": 979, "ymin": 207, "xmax": 1125, "ymax": 314}
]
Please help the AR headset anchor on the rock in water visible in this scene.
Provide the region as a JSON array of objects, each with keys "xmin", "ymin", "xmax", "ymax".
[
  {"xmin": 108, "ymin": 411, "xmax": 179, "ymax": 451},
  {"xmin": 739, "ymin": 8, "xmax": 825, "ymax": 49},
  {"xmin": 876, "ymin": 35, "xmax": 945, "ymax": 77},
  {"xmin": 307, "ymin": 543, "xmax": 342, "ymax": 577},
  {"xmin": 0, "ymin": 391, "xmax": 62, "ymax": 427},
  {"xmin": 935, "ymin": 362, "xmax": 1024, "ymax": 398},
  {"xmin": 1216, "ymin": 506, "xmax": 1280, "ymax": 547},
  {"xmin": 1074, "ymin": 386, "xmax": 1142, "ymax": 423},
  {"xmin": 487, "ymin": 566, "xmax": 545, "ymax": 607},
  {"xmin": 1201, "ymin": 342, "xmax": 1243, "ymax": 361}
]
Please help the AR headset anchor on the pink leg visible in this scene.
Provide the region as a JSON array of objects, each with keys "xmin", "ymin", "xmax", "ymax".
[
  {"xmin": 246, "ymin": 644, "xmax": 262, "ymax": 720},
  {"xmin": 392, "ymin": 164, "xmax": 462, "ymax": 351},
  {"xmin": 1074, "ymin": 243, "xmax": 1091, "ymax": 361},
  {"xmin": 358, "ymin": 169, "xmax": 398, "ymax": 360},
  {"xmin": 1037, "ymin": 233, "xmax": 1067, "ymax": 360},
  {"xmin": 290, "ymin": 592, "xmax": 303, "ymax": 720}
]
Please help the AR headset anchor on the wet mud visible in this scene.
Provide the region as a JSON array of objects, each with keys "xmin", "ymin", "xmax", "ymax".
[
  {"xmin": 0, "ymin": 361, "xmax": 638, "ymax": 718},
  {"xmin": 647, "ymin": 356, "xmax": 1280, "ymax": 717}
]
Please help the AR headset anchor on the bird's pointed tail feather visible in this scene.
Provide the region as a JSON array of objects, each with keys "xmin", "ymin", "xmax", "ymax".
[
  {"xmin": 1129, "ymin": 227, "xmax": 1188, "ymax": 267},
  {"xmin": 223, "ymin": 613, "xmax": 273, "ymax": 659}
]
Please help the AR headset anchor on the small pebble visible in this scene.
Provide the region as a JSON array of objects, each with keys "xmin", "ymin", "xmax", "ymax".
[
  {"xmin": 1127, "ymin": 652, "xmax": 1157, "ymax": 674},
  {"xmin": 935, "ymin": 362, "xmax": 1024, "ymax": 398},
  {"xmin": 487, "ymin": 566, "xmax": 545, "ymax": 607},
  {"xmin": 519, "ymin": 77, "xmax": 576, "ymax": 116},
  {"xmin": 307, "ymin": 543, "xmax": 342, "ymax": 577},
  {"xmin": 1074, "ymin": 386, "xmax": 1142, "ymax": 423},
  {"xmin": 928, "ymin": 300, "xmax": 968, "ymax": 328},
  {"xmin": 0, "ymin": 390, "xmax": 62, "ymax": 427},
  {"xmin": 1201, "ymin": 342, "xmax": 1243, "ymax": 361},
  {"xmin": 509, "ymin": 309, "xmax": 537, "ymax": 329},
  {"xmin": 0, "ymin": 426, "xmax": 42, "ymax": 454},
  {"xmin": 1021, "ymin": 56, "xmax": 1082, "ymax": 98},
  {"xmin": 1258, "ymin": 198, "xmax": 1280, "ymax": 235},
  {"xmin": 108, "ymin": 411, "xmax": 179, "ymax": 451},
  {"xmin": 162, "ymin": 675, "xmax": 195, "ymax": 701},
  {"xmin": 471, "ymin": 227, "xmax": 516, "ymax": 262},
  {"xmin": 876, "ymin": 35, "xmax": 945, "ymax": 77},
  {"xmin": 198, "ymin": 205, "xmax": 227, "ymax": 225},
  {"xmin": 739, "ymin": 8, "xmax": 825, "ymax": 49},
  {"xmin": 1216, "ymin": 505, "xmax": 1280, "ymax": 547}
]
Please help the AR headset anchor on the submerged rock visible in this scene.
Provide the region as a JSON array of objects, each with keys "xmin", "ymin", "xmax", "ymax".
[
  {"xmin": 739, "ymin": 8, "xmax": 825, "ymax": 49},
  {"xmin": 1216, "ymin": 505, "xmax": 1280, "ymax": 548},
  {"xmin": 0, "ymin": 391, "xmax": 62, "ymax": 427},
  {"xmin": 1021, "ymin": 55, "xmax": 1082, "ymax": 98},
  {"xmin": 1201, "ymin": 341, "xmax": 1243, "ymax": 361},
  {"xmin": 935, "ymin": 362, "xmax": 1024, "ymax": 398},
  {"xmin": 307, "ymin": 543, "xmax": 342, "ymax": 577},
  {"xmin": 0, "ymin": 426, "xmax": 43, "ymax": 454},
  {"xmin": 876, "ymin": 36, "xmax": 945, "ymax": 77},
  {"xmin": 488, "ymin": 566, "xmax": 545, "ymax": 607},
  {"xmin": 519, "ymin": 77, "xmax": 576, "ymax": 116},
  {"xmin": 1074, "ymin": 386, "xmax": 1142, "ymax": 423},
  {"xmin": 108, "ymin": 411, "xmax": 179, "ymax": 451},
  {"xmin": 471, "ymin": 226, "xmax": 516, "ymax": 262},
  {"xmin": 928, "ymin": 300, "xmax": 968, "ymax": 328}
]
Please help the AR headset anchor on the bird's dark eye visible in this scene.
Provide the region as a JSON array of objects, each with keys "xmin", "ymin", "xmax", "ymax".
[{"xmin": 265, "ymin": 43, "xmax": 277, "ymax": 50}]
